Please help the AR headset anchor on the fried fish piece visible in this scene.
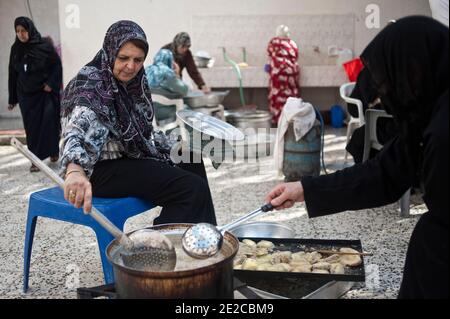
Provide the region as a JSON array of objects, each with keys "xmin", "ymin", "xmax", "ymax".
[
  {"xmin": 291, "ymin": 252, "xmax": 308, "ymax": 262},
  {"xmin": 242, "ymin": 258, "xmax": 259, "ymax": 271},
  {"xmin": 292, "ymin": 264, "xmax": 312, "ymax": 273},
  {"xmin": 267, "ymin": 263, "xmax": 292, "ymax": 272},
  {"xmin": 271, "ymin": 251, "xmax": 292, "ymax": 264},
  {"xmin": 323, "ymin": 254, "xmax": 341, "ymax": 264},
  {"xmin": 330, "ymin": 263, "xmax": 346, "ymax": 275},
  {"xmin": 312, "ymin": 262, "xmax": 331, "ymax": 271},
  {"xmin": 242, "ymin": 239, "xmax": 257, "ymax": 248},
  {"xmin": 256, "ymin": 240, "xmax": 275, "ymax": 250},
  {"xmin": 306, "ymin": 252, "xmax": 323, "ymax": 264},
  {"xmin": 339, "ymin": 248, "xmax": 362, "ymax": 267}
]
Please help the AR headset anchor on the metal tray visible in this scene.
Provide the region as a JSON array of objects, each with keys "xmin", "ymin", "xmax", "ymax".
[
  {"xmin": 177, "ymin": 110, "xmax": 245, "ymax": 141},
  {"xmin": 184, "ymin": 91, "xmax": 229, "ymax": 108},
  {"xmin": 234, "ymin": 237, "xmax": 366, "ymax": 283}
]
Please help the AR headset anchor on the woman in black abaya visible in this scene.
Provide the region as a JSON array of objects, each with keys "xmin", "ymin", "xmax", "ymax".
[
  {"xmin": 266, "ymin": 16, "xmax": 449, "ymax": 299},
  {"xmin": 8, "ymin": 17, "xmax": 62, "ymax": 172}
]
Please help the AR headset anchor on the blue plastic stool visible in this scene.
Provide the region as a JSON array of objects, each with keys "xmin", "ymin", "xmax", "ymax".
[{"xmin": 23, "ymin": 187, "xmax": 154, "ymax": 293}]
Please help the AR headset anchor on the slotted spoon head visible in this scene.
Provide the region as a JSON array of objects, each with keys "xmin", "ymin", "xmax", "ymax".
[
  {"xmin": 120, "ymin": 229, "xmax": 177, "ymax": 272},
  {"xmin": 181, "ymin": 223, "xmax": 223, "ymax": 259},
  {"xmin": 180, "ymin": 204, "xmax": 274, "ymax": 259}
]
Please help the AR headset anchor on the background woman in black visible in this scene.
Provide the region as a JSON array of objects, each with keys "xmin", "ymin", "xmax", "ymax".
[
  {"xmin": 266, "ymin": 16, "xmax": 448, "ymax": 299},
  {"xmin": 8, "ymin": 17, "xmax": 62, "ymax": 172}
]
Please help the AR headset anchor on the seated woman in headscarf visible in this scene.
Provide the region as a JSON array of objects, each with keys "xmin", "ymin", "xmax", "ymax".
[
  {"xmin": 162, "ymin": 32, "xmax": 210, "ymax": 93},
  {"xmin": 8, "ymin": 17, "xmax": 62, "ymax": 172},
  {"xmin": 267, "ymin": 25, "xmax": 300, "ymax": 125},
  {"xmin": 60, "ymin": 21, "xmax": 217, "ymax": 226},
  {"xmin": 265, "ymin": 16, "xmax": 448, "ymax": 298},
  {"xmin": 145, "ymin": 49, "xmax": 188, "ymax": 126}
]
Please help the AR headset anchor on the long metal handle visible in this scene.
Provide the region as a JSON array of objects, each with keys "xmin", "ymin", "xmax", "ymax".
[
  {"xmin": 10, "ymin": 138, "xmax": 133, "ymax": 248},
  {"xmin": 219, "ymin": 204, "xmax": 274, "ymax": 232}
]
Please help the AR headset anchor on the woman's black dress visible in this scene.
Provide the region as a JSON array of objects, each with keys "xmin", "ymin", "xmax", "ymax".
[{"xmin": 8, "ymin": 17, "xmax": 62, "ymax": 160}]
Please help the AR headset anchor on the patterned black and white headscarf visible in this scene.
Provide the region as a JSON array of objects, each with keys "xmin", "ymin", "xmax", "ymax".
[{"xmin": 62, "ymin": 20, "xmax": 173, "ymax": 162}]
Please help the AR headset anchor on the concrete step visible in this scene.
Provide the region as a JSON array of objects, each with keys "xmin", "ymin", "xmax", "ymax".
[
  {"xmin": 0, "ymin": 133, "xmax": 26, "ymax": 146},
  {"xmin": 0, "ymin": 117, "xmax": 26, "ymax": 145},
  {"xmin": 0, "ymin": 116, "xmax": 24, "ymax": 130}
]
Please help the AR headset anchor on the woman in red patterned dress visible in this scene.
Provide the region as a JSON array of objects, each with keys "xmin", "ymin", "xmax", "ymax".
[{"xmin": 267, "ymin": 25, "xmax": 300, "ymax": 125}]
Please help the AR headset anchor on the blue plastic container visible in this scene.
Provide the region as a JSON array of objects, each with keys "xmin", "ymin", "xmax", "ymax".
[
  {"xmin": 283, "ymin": 123, "xmax": 321, "ymax": 181},
  {"xmin": 330, "ymin": 105, "xmax": 345, "ymax": 128}
]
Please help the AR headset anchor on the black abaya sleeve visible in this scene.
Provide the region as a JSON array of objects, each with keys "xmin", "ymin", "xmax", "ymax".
[
  {"xmin": 301, "ymin": 136, "xmax": 416, "ymax": 218},
  {"xmin": 8, "ymin": 48, "xmax": 18, "ymax": 105},
  {"xmin": 45, "ymin": 49, "xmax": 63, "ymax": 93}
]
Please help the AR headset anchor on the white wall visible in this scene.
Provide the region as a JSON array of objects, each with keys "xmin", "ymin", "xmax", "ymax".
[
  {"xmin": 57, "ymin": 0, "xmax": 431, "ymax": 85},
  {"xmin": 0, "ymin": 0, "xmax": 61, "ymax": 118},
  {"xmin": 0, "ymin": 0, "xmax": 432, "ymax": 118},
  {"xmin": 192, "ymin": 14, "xmax": 356, "ymax": 67}
]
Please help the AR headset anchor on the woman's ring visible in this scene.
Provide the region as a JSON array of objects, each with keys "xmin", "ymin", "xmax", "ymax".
[{"xmin": 69, "ymin": 190, "xmax": 76, "ymax": 199}]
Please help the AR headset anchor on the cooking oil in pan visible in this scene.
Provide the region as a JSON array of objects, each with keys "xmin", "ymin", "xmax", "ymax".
[
  {"xmin": 113, "ymin": 233, "xmax": 233, "ymax": 272},
  {"xmin": 170, "ymin": 233, "xmax": 232, "ymax": 271}
]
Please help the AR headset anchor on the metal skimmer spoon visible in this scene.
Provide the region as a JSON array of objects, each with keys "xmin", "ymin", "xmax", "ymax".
[
  {"xmin": 182, "ymin": 204, "xmax": 275, "ymax": 259},
  {"xmin": 11, "ymin": 138, "xmax": 176, "ymax": 272}
]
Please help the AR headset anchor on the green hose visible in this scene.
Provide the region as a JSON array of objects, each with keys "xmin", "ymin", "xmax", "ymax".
[{"xmin": 221, "ymin": 48, "xmax": 246, "ymax": 106}]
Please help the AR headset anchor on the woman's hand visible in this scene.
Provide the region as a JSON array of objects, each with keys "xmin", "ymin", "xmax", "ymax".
[
  {"xmin": 201, "ymin": 85, "xmax": 211, "ymax": 94},
  {"xmin": 265, "ymin": 182, "xmax": 305, "ymax": 210},
  {"xmin": 173, "ymin": 62, "xmax": 181, "ymax": 76},
  {"xmin": 8, "ymin": 104, "xmax": 17, "ymax": 111},
  {"xmin": 43, "ymin": 84, "xmax": 53, "ymax": 93},
  {"xmin": 64, "ymin": 164, "xmax": 92, "ymax": 213}
]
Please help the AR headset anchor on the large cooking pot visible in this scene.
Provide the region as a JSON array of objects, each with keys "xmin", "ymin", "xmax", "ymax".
[
  {"xmin": 177, "ymin": 110, "xmax": 244, "ymax": 163},
  {"xmin": 226, "ymin": 110, "xmax": 272, "ymax": 131},
  {"xmin": 106, "ymin": 224, "xmax": 239, "ymax": 299}
]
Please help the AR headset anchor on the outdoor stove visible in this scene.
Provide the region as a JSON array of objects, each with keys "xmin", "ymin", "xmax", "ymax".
[
  {"xmin": 77, "ymin": 237, "xmax": 366, "ymax": 299},
  {"xmin": 77, "ymin": 278, "xmax": 357, "ymax": 300},
  {"xmin": 231, "ymin": 237, "xmax": 366, "ymax": 298},
  {"xmin": 77, "ymin": 279, "xmax": 262, "ymax": 300}
]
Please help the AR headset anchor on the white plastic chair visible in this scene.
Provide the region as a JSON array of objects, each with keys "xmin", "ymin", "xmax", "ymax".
[
  {"xmin": 151, "ymin": 94, "xmax": 187, "ymax": 140},
  {"xmin": 363, "ymin": 109, "xmax": 411, "ymax": 217},
  {"xmin": 340, "ymin": 83, "xmax": 365, "ymax": 162}
]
